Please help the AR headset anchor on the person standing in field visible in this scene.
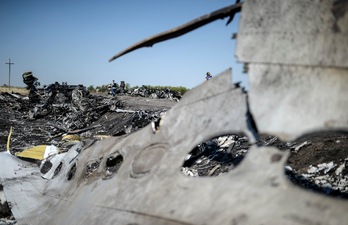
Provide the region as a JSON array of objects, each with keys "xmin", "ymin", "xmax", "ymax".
[
  {"xmin": 205, "ymin": 72, "xmax": 212, "ymax": 81},
  {"xmin": 111, "ymin": 80, "xmax": 117, "ymax": 96}
]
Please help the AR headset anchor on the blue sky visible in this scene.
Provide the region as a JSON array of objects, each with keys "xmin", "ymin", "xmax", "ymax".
[{"xmin": 0, "ymin": 0, "xmax": 247, "ymax": 89}]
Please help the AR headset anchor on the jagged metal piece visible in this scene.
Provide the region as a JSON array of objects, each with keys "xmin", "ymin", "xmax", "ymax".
[
  {"xmin": 236, "ymin": 0, "xmax": 348, "ymax": 67},
  {"xmin": 108, "ymin": 3, "xmax": 242, "ymax": 62},
  {"xmin": 236, "ymin": 0, "xmax": 348, "ymax": 141}
]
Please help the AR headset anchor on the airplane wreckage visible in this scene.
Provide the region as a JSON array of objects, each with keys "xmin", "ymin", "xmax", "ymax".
[{"xmin": 1, "ymin": 0, "xmax": 348, "ymax": 224}]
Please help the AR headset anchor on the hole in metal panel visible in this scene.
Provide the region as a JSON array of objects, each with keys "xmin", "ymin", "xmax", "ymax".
[
  {"xmin": 85, "ymin": 158, "xmax": 102, "ymax": 178},
  {"xmin": 67, "ymin": 163, "xmax": 77, "ymax": 181},
  {"xmin": 104, "ymin": 153, "xmax": 123, "ymax": 179},
  {"xmin": 40, "ymin": 161, "xmax": 53, "ymax": 174},
  {"xmin": 181, "ymin": 133, "xmax": 250, "ymax": 177},
  {"xmin": 53, "ymin": 162, "xmax": 63, "ymax": 178},
  {"xmin": 151, "ymin": 118, "xmax": 161, "ymax": 133}
]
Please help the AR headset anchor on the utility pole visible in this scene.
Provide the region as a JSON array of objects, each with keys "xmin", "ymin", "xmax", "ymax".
[{"xmin": 5, "ymin": 58, "xmax": 14, "ymax": 87}]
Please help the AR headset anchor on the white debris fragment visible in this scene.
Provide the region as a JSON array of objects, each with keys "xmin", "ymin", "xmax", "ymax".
[
  {"xmin": 302, "ymin": 174, "xmax": 315, "ymax": 179},
  {"xmin": 308, "ymin": 165, "xmax": 319, "ymax": 174},
  {"xmin": 185, "ymin": 154, "xmax": 192, "ymax": 161},
  {"xmin": 293, "ymin": 141, "xmax": 311, "ymax": 153},
  {"xmin": 335, "ymin": 163, "xmax": 345, "ymax": 176},
  {"xmin": 0, "ymin": 218, "xmax": 17, "ymax": 225},
  {"xmin": 181, "ymin": 167, "xmax": 198, "ymax": 177},
  {"xmin": 318, "ymin": 162, "xmax": 336, "ymax": 174},
  {"xmin": 195, "ymin": 159, "xmax": 202, "ymax": 164},
  {"xmin": 217, "ymin": 136, "xmax": 235, "ymax": 148},
  {"xmin": 264, "ymin": 136, "xmax": 278, "ymax": 146},
  {"xmin": 43, "ymin": 144, "xmax": 59, "ymax": 159},
  {"xmin": 314, "ymin": 175, "xmax": 329, "ymax": 182},
  {"xmin": 307, "ymin": 162, "xmax": 336, "ymax": 174},
  {"xmin": 114, "ymin": 109, "xmax": 136, "ymax": 113},
  {"xmin": 284, "ymin": 165, "xmax": 293, "ymax": 171}
]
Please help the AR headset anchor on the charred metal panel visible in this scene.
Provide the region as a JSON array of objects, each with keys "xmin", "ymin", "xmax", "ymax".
[{"xmin": 236, "ymin": 0, "xmax": 348, "ymax": 67}]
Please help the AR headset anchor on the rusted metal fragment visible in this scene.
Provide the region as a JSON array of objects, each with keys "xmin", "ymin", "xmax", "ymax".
[
  {"xmin": 109, "ymin": 3, "xmax": 242, "ymax": 62},
  {"xmin": 236, "ymin": 0, "xmax": 348, "ymax": 68},
  {"xmin": 248, "ymin": 64, "xmax": 348, "ymax": 141}
]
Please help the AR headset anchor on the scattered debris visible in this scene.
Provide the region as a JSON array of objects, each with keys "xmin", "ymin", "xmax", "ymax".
[
  {"xmin": 307, "ymin": 162, "xmax": 336, "ymax": 174},
  {"xmin": 286, "ymin": 132, "xmax": 348, "ymax": 198},
  {"xmin": 0, "ymin": 70, "xmax": 348, "ymax": 225},
  {"xmin": 0, "ymin": 86, "xmax": 174, "ymax": 154},
  {"xmin": 182, "ymin": 134, "xmax": 249, "ymax": 176}
]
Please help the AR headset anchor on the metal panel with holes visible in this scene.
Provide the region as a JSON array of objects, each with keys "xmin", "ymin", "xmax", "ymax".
[{"xmin": 1, "ymin": 1, "xmax": 348, "ymax": 224}]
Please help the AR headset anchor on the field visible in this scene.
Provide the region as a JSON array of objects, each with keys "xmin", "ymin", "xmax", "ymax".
[{"xmin": 0, "ymin": 86, "xmax": 28, "ymax": 95}]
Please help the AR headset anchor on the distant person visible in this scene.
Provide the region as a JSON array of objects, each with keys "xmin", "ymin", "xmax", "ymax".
[
  {"xmin": 111, "ymin": 80, "xmax": 117, "ymax": 96},
  {"xmin": 205, "ymin": 72, "xmax": 212, "ymax": 81},
  {"xmin": 22, "ymin": 71, "xmax": 40, "ymax": 103}
]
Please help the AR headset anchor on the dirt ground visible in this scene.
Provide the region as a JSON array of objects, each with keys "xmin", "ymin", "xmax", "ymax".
[{"xmin": 286, "ymin": 131, "xmax": 348, "ymax": 173}]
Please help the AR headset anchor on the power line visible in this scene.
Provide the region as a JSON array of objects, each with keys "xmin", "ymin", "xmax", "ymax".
[{"xmin": 5, "ymin": 58, "xmax": 14, "ymax": 87}]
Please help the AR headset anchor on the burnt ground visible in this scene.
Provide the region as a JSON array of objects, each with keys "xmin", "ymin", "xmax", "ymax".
[{"xmin": 0, "ymin": 91, "xmax": 348, "ymax": 223}]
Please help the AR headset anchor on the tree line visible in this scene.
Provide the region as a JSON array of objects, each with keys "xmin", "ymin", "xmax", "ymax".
[{"xmin": 87, "ymin": 84, "xmax": 189, "ymax": 95}]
